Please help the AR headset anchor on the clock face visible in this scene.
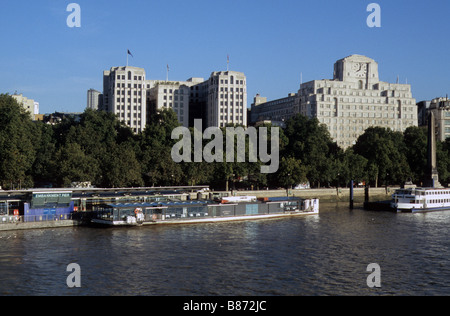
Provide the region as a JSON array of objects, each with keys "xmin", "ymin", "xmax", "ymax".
[{"xmin": 353, "ymin": 62, "xmax": 367, "ymax": 77}]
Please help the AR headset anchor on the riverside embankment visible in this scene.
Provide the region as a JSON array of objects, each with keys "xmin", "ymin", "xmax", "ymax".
[
  {"xmin": 0, "ymin": 187, "xmax": 395, "ymax": 232},
  {"xmin": 204, "ymin": 187, "xmax": 396, "ymax": 203},
  {"xmin": 0, "ymin": 218, "xmax": 80, "ymax": 232}
]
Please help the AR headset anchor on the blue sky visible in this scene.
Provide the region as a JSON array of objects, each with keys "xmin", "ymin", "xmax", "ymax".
[{"xmin": 1, "ymin": 0, "xmax": 449, "ymax": 114}]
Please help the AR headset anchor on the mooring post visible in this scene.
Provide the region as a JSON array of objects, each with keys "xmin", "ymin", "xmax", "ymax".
[{"xmin": 350, "ymin": 180, "xmax": 354, "ymax": 209}]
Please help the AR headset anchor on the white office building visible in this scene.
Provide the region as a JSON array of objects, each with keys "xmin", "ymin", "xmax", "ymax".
[
  {"xmin": 250, "ymin": 93, "xmax": 297, "ymax": 125},
  {"xmin": 103, "ymin": 66, "xmax": 147, "ymax": 133},
  {"xmin": 426, "ymin": 97, "xmax": 450, "ymax": 142},
  {"xmin": 206, "ymin": 71, "xmax": 247, "ymax": 128},
  {"xmin": 102, "ymin": 66, "xmax": 247, "ymax": 131},
  {"xmin": 87, "ymin": 89, "xmax": 102, "ymax": 110},
  {"xmin": 147, "ymin": 80, "xmax": 193, "ymax": 128},
  {"xmin": 296, "ymin": 55, "xmax": 417, "ymax": 148},
  {"xmin": 12, "ymin": 93, "xmax": 39, "ymax": 120}
]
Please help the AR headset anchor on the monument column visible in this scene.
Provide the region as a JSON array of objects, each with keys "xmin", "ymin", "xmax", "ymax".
[{"xmin": 424, "ymin": 112, "xmax": 442, "ymax": 188}]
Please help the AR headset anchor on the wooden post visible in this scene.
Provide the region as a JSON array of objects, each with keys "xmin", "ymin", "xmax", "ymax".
[{"xmin": 350, "ymin": 180, "xmax": 354, "ymax": 209}]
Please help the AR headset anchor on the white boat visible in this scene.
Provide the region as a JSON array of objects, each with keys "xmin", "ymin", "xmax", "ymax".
[
  {"xmin": 391, "ymin": 187, "xmax": 450, "ymax": 213},
  {"xmin": 220, "ymin": 196, "xmax": 257, "ymax": 204}
]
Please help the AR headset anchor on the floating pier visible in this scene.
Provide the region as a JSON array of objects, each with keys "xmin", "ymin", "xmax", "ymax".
[{"xmin": 363, "ymin": 186, "xmax": 396, "ymax": 212}]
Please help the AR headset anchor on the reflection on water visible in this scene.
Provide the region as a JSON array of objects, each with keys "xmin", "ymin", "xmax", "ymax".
[{"xmin": 0, "ymin": 202, "xmax": 449, "ymax": 295}]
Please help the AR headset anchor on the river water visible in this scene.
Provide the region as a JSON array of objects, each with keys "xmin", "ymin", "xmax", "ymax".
[{"xmin": 0, "ymin": 202, "xmax": 449, "ymax": 296}]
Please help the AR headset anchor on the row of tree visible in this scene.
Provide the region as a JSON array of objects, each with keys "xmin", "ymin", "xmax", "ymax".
[{"xmin": 1, "ymin": 93, "xmax": 450, "ymax": 190}]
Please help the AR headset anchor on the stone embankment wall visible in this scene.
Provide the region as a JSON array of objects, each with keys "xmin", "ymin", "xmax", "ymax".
[
  {"xmin": 0, "ymin": 220, "xmax": 80, "ymax": 232},
  {"xmin": 195, "ymin": 187, "xmax": 396, "ymax": 202}
]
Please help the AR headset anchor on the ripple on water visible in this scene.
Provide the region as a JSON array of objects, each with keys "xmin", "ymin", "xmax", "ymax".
[{"xmin": 0, "ymin": 204, "xmax": 449, "ymax": 295}]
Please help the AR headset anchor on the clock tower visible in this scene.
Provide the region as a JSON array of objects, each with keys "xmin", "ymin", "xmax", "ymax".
[{"xmin": 333, "ymin": 55, "xmax": 379, "ymax": 89}]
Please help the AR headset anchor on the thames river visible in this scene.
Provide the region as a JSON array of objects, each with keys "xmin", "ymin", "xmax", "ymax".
[{"xmin": 0, "ymin": 202, "xmax": 449, "ymax": 296}]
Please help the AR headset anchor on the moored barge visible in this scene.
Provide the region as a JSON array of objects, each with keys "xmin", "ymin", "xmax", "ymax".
[{"xmin": 90, "ymin": 196, "xmax": 319, "ymax": 227}]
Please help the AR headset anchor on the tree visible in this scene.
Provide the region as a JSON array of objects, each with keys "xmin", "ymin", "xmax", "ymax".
[
  {"xmin": 353, "ymin": 127, "xmax": 411, "ymax": 186},
  {"xmin": 275, "ymin": 156, "xmax": 308, "ymax": 189},
  {"xmin": 339, "ymin": 148, "xmax": 368, "ymax": 186},
  {"xmin": 51, "ymin": 108, "xmax": 141, "ymax": 187},
  {"xmin": 140, "ymin": 109, "xmax": 183, "ymax": 186},
  {"xmin": 53, "ymin": 143, "xmax": 100, "ymax": 187},
  {"xmin": 31, "ymin": 122, "xmax": 57, "ymax": 186},
  {"xmin": 439, "ymin": 139, "xmax": 450, "ymax": 185},
  {"xmin": 403, "ymin": 126, "xmax": 427, "ymax": 184},
  {"xmin": 100, "ymin": 142, "xmax": 144, "ymax": 188},
  {"xmin": 283, "ymin": 114, "xmax": 339, "ymax": 187},
  {"xmin": 0, "ymin": 94, "xmax": 37, "ymax": 189}
]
